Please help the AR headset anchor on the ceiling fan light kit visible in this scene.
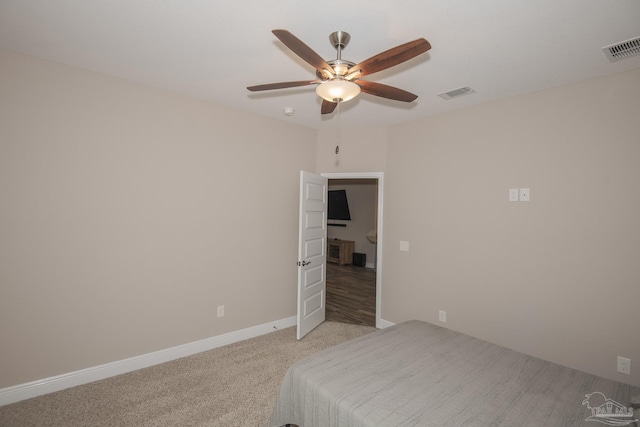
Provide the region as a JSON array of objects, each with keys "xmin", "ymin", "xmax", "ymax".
[
  {"xmin": 316, "ymin": 79, "xmax": 361, "ymax": 103},
  {"xmin": 247, "ymin": 29, "xmax": 431, "ymax": 115}
]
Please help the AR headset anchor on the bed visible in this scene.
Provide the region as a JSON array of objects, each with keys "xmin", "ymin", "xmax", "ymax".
[{"xmin": 271, "ymin": 320, "xmax": 638, "ymax": 427}]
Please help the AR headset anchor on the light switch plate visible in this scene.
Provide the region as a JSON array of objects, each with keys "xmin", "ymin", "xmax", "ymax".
[
  {"xmin": 399, "ymin": 241, "xmax": 410, "ymax": 252},
  {"xmin": 520, "ymin": 188, "xmax": 530, "ymax": 202}
]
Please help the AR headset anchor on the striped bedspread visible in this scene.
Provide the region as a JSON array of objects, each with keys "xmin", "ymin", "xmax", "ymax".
[{"xmin": 271, "ymin": 320, "xmax": 638, "ymax": 427}]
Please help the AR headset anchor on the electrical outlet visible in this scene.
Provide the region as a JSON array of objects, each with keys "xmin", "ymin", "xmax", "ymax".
[
  {"xmin": 439, "ymin": 310, "xmax": 446, "ymax": 323},
  {"xmin": 217, "ymin": 305, "xmax": 224, "ymax": 318},
  {"xmin": 617, "ymin": 356, "xmax": 631, "ymax": 375}
]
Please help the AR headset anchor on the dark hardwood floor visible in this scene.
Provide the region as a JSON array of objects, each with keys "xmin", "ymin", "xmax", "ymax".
[{"xmin": 325, "ymin": 262, "xmax": 376, "ymax": 327}]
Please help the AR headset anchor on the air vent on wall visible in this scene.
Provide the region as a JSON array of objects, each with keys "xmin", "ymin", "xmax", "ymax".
[
  {"xmin": 602, "ymin": 37, "xmax": 640, "ymax": 63},
  {"xmin": 438, "ymin": 86, "xmax": 475, "ymax": 100}
]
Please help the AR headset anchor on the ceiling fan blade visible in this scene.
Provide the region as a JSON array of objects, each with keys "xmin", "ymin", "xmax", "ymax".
[
  {"xmin": 321, "ymin": 100, "xmax": 338, "ymax": 114},
  {"xmin": 272, "ymin": 29, "xmax": 334, "ymax": 78},
  {"xmin": 357, "ymin": 80, "xmax": 418, "ymax": 102},
  {"xmin": 247, "ymin": 80, "xmax": 320, "ymax": 92},
  {"xmin": 348, "ymin": 38, "xmax": 431, "ymax": 78}
]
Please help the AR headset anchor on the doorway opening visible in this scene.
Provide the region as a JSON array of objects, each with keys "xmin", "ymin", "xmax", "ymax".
[{"xmin": 322, "ymin": 172, "xmax": 383, "ymax": 329}]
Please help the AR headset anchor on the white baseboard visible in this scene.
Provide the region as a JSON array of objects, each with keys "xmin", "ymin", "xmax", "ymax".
[
  {"xmin": 0, "ymin": 316, "xmax": 297, "ymax": 406},
  {"xmin": 378, "ymin": 319, "xmax": 395, "ymax": 329}
]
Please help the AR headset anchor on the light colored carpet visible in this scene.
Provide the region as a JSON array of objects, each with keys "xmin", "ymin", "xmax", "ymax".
[{"xmin": 0, "ymin": 321, "xmax": 376, "ymax": 427}]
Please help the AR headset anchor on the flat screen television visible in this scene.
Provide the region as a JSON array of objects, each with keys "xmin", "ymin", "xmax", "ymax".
[{"xmin": 328, "ymin": 189, "xmax": 351, "ymax": 220}]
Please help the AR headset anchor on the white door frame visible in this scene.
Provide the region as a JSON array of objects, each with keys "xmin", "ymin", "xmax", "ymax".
[{"xmin": 322, "ymin": 172, "xmax": 383, "ymax": 329}]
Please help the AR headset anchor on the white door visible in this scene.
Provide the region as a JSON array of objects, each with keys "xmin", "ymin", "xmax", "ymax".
[{"xmin": 297, "ymin": 171, "xmax": 328, "ymax": 339}]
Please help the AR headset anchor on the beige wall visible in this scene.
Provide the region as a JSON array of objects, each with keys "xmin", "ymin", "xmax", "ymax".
[
  {"xmin": 317, "ymin": 126, "xmax": 387, "ymax": 173},
  {"xmin": 383, "ymin": 68, "xmax": 640, "ymax": 386},
  {"xmin": 0, "ymin": 50, "xmax": 317, "ymax": 388}
]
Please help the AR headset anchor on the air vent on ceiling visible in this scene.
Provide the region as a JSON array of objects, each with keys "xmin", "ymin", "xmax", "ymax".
[
  {"xmin": 602, "ymin": 37, "xmax": 640, "ymax": 63},
  {"xmin": 438, "ymin": 86, "xmax": 475, "ymax": 100}
]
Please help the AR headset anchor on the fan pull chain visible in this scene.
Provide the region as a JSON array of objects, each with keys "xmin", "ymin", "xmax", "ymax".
[{"xmin": 335, "ymin": 101, "xmax": 341, "ymax": 156}]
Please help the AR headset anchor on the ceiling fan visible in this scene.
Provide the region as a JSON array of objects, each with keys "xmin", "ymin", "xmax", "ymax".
[{"xmin": 247, "ymin": 30, "xmax": 431, "ymax": 115}]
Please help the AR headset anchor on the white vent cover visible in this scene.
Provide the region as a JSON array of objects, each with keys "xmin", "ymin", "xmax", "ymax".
[
  {"xmin": 602, "ymin": 37, "xmax": 640, "ymax": 62},
  {"xmin": 438, "ymin": 86, "xmax": 475, "ymax": 100}
]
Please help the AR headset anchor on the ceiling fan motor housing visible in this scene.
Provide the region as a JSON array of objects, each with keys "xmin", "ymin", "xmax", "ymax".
[
  {"xmin": 317, "ymin": 31, "xmax": 355, "ymax": 79},
  {"xmin": 316, "ymin": 59, "xmax": 356, "ymax": 79}
]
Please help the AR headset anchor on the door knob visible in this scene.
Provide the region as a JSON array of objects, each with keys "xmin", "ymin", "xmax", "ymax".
[{"xmin": 297, "ymin": 260, "xmax": 311, "ymax": 266}]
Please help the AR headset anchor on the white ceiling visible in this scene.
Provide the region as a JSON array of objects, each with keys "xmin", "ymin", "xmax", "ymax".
[{"xmin": 1, "ymin": 0, "xmax": 639, "ymax": 130}]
